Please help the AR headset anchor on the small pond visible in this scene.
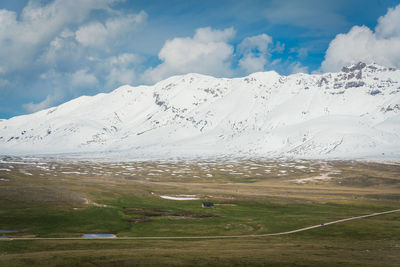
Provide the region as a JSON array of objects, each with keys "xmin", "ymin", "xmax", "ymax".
[
  {"xmin": 82, "ymin": 234, "xmax": 116, "ymax": 238},
  {"xmin": 0, "ymin": 229, "xmax": 18, "ymax": 238},
  {"xmin": 0, "ymin": 229, "xmax": 18, "ymax": 233}
]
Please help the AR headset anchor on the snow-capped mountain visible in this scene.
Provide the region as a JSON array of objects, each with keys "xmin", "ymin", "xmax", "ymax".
[{"xmin": 1, "ymin": 62, "xmax": 400, "ymax": 159}]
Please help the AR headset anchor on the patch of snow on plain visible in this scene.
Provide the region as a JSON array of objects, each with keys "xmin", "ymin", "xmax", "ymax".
[
  {"xmin": 290, "ymin": 173, "xmax": 333, "ymax": 184},
  {"xmin": 61, "ymin": 171, "xmax": 86, "ymax": 175},
  {"xmin": 160, "ymin": 195, "xmax": 199, "ymax": 200}
]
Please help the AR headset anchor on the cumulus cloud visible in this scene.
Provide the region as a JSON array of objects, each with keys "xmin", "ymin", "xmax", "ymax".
[
  {"xmin": 40, "ymin": 32, "xmax": 83, "ymax": 68},
  {"xmin": 75, "ymin": 22, "xmax": 109, "ymax": 47},
  {"xmin": 0, "ymin": 0, "xmax": 119, "ymax": 74},
  {"xmin": 238, "ymin": 33, "xmax": 273, "ymax": 74},
  {"xmin": 2, "ymin": 1, "xmax": 312, "ymax": 117},
  {"xmin": 142, "ymin": 27, "xmax": 235, "ymax": 83},
  {"xmin": 75, "ymin": 11, "xmax": 147, "ymax": 48},
  {"xmin": 375, "ymin": 5, "xmax": 400, "ymax": 38},
  {"xmin": 71, "ymin": 69, "xmax": 98, "ymax": 88},
  {"xmin": 0, "ymin": 0, "xmax": 150, "ymax": 115},
  {"xmin": 22, "ymin": 94, "xmax": 60, "ymax": 113},
  {"xmin": 272, "ymin": 41, "xmax": 285, "ymax": 53},
  {"xmin": 290, "ymin": 47, "xmax": 308, "ymax": 59},
  {"xmin": 321, "ymin": 4, "xmax": 400, "ymax": 72},
  {"xmin": 105, "ymin": 53, "xmax": 143, "ymax": 86},
  {"xmin": 142, "ymin": 28, "xmax": 301, "ymax": 82},
  {"xmin": 238, "ymin": 34, "xmax": 272, "ymax": 54},
  {"xmin": 289, "ymin": 62, "xmax": 309, "ymax": 74},
  {"xmin": 109, "ymin": 53, "xmax": 142, "ymax": 67},
  {"xmin": 22, "ymin": 67, "xmax": 99, "ymax": 113}
]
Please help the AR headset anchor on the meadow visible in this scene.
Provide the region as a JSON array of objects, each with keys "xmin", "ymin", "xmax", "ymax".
[{"xmin": 0, "ymin": 157, "xmax": 399, "ymax": 266}]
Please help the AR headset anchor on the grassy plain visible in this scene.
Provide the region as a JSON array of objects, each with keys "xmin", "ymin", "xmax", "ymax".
[{"xmin": 0, "ymin": 157, "xmax": 399, "ymax": 266}]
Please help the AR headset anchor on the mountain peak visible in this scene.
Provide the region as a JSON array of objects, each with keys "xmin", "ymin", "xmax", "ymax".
[
  {"xmin": 341, "ymin": 62, "xmax": 367, "ymax": 73},
  {"xmin": 1, "ymin": 65, "xmax": 400, "ymax": 159},
  {"xmin": 341, "ymin": 62, "xmax": 397, "ymax": 73}
]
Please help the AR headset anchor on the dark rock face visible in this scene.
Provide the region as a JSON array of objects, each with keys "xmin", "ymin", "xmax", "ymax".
[
  {"xmin": 342, "ymin": 62, "xmax": 367, "ymax": 73},
  {"xmin": 345, "ymin": 81, "xmax": 365, "ymax": 89},
  {"xmin": 318, "ymin": 77, "xmax": 329, "ymax": 87},
  {"xmin": 381, "ymin": 104, "xmax": 400, "ymax": 113},
  {"xmin": 350, "ymin": 62, "xmax": 366, "ymax": 72},
  {"xmin": 370, "ymin": 89, "xmax": 382, "ymax": 95},
  {"xmin": 356, "ymin": 71, "xmax": 362, "ymax": 79}
]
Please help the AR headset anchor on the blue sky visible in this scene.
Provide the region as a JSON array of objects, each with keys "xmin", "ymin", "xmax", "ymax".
[{"xmin": 1, "ymin": 0, "xmax": 400, "ymax": 118}]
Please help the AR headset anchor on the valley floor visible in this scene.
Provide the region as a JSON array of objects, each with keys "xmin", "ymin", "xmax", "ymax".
[{"xmin": 0, "ymin": 157, "xmax": 399, "ymax": 266}]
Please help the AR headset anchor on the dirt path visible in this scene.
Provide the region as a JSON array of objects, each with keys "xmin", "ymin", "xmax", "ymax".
[{"xmin": 2, "ymin": 209, "xmax": 399, "ymax": 241}]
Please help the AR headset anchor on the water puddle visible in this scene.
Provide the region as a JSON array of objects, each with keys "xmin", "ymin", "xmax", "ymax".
[
  {"xmin": 82, "ymin": 234, "xmax": 116, "ymax": 238},
  {"xmin": 0, "ymin": 229, "xmax": 18, "ymax": 238},
  {"xmin": 0, "ymin": 229, "xmax": 18, "ymax": 233}
]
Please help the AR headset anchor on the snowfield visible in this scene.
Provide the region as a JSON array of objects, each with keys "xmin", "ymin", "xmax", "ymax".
[
  {"xmin": 0, "ymin": 62, "xmax": 399, "ymax": 159},
  {"xmin": 160, "ymin": 196, "xmax": 200, "ymax": 201}
]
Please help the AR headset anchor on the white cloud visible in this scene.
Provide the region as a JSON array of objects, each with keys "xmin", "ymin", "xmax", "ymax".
[
  {"xmin": 295, "ymin": 47, "xmax": 308, "ymax": 59},
  {"xmin": 142, "ymin": 29, "xmax": 297, "ymax": 81},
  {"xmin": 238, "ymin": 33, "xmax": 273, "ymax": 74},
  {"xmin": 40, "ymin": 33, "xmax": 83, "ymax": 66},
  {"xmin": 0, "ymin": 0, "xmax": 119, "ymax": 73},
  {"xmin": 192, "ymin": 27, "xmax": 234, "ymax": 43},
  {"xmin": 75, "ymin": 11, "xmax": 147, "ymax": 48},
  {"xmin": 272, "ymin": 41, "xmax": 285, "ymax": 53},
  {"xmin": 0, "ymin": 0, "xmax": 150, "ymax": 116},
  {"xmin": 238, "ymin": 54, "xmax": 268, "ymax": 74},
  {"xmin": 289, "ymin": 62, "xmax": 309, "ymax": 74},
  {"xmin": 22, "ymin": 67, "xmax": 99, "ymax": 113},
  {"xmin": 375, "ymin": 5, "xmax": 400, "ymax": 38},
  {"xmin": 75, "ymin": 22, "xmax": 108, "ymax": 47},
  {"xmin": 106, "ymin": 53, "xmax": 142, "ymax": 86},
  {"xmin": 238, "ymin": 33, "xmax": 272, "ymax": 54},
  {"xmin": 321, "ymin": 4, "xmax": 400, "ymax": 72},
  {"xmin": 289, "ymin": 47, "xmax": 308, "ymax": 60},
  {"xmin": 110, "ymin": 53, "xmax": 142, "ymax": 67},
  {"xmin": 22, "ymin": 94, "xmax": 59, "ymax": 113},
  {"xmin": 107, "ymin": 68, "xmax": 136, "ymax": 86},
  {"xmin": 71, "ymin": 69, "xmax": 98, "ymax": 88},
  {"xmin": 142, "ymin": 27, "xmax": 235, "ymax": 83}
]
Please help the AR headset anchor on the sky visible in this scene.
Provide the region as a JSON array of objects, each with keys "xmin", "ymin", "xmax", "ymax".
[{"xmin": 1, "ymin": 0, "xmax": 400, "ymax": 119}]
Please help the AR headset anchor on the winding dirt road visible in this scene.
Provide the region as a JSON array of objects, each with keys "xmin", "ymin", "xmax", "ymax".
[{"xmin": 2, "ymin": 208, "xmax": 399, "ymax": 241}]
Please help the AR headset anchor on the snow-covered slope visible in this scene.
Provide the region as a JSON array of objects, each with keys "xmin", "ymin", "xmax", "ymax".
[{"xmin": 1, "ymin": 62, "xmax": 400, "ymax": 158}]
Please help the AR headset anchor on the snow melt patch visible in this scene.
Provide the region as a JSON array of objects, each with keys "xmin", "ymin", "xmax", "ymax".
[
  {"xmin": 290, "ymin": 173, "xmax": 333, "ymax": 184},
  {"xmin": 61, "ymin": 171, "xmax": 87, "ymax": 175},
  {"xmin": 160, "ymin": 195, "xmax": 199, "ymax": 200}
]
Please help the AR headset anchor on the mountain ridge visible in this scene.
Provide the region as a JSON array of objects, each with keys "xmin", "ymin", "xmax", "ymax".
[{"xmin": 1, "ymin": 62, "xmax": 400, "ymax": 159}]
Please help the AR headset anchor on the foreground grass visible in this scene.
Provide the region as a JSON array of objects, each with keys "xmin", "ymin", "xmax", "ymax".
[
  {"xmin": 0, "ymin": 158, "xmax": 399, "ymax": 266},
  {"xmin": 1, "ymin": 195, "xmax": 397, "ymax": 238},
  {"xmin": 1, "ymin": 230, "xmax": 399, "ymax": 266}
]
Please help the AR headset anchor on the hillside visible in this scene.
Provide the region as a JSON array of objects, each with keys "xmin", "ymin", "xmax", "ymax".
[{"xmin": 1, "ymin": 62, "xmax": 399, "ymax": 159}]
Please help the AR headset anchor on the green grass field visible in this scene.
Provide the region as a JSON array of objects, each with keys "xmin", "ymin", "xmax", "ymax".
[{"xmin": 0, "ymin": 157, "xmax": 399, "ymax": 266}]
